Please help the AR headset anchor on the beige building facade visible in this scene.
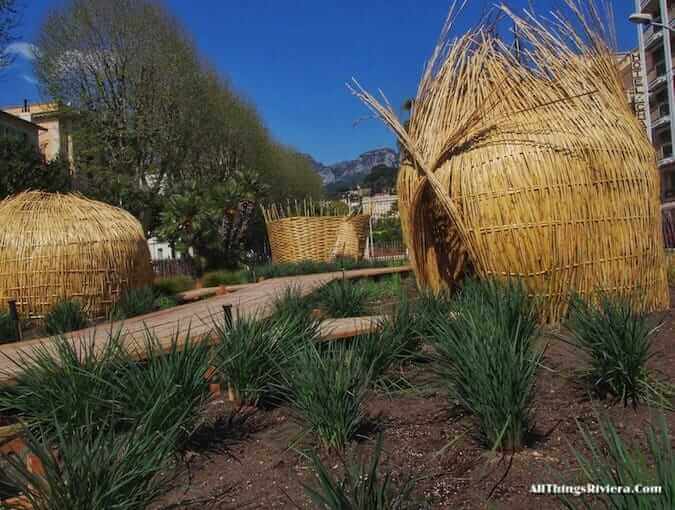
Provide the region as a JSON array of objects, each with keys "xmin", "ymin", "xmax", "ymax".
[
  {"xmin": 0, "ymin": 110, "xmax": 46, "ymax": 150},
  {"xmin": 2, "ymin": 101, "xmax": 76, "ymax": 166}
]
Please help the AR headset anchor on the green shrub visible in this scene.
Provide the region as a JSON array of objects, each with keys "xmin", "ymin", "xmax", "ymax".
[
  {"xmin": 153, "ymin": 295, "xmax": 178, "ymax": 310},
  {"xmin": 213, "ymin": 314, "xmax": 315, "ymax": 406},
  {"xmin": 429, "ymin": 278, "xmax": 542, "ymax": 450},
  {"xmin": 562, "ymin": 293, "xmax": 666, "ymax": 407},
  {"xmin": 1, "ymin": 414, "xmax": 181, "ymax": 510},
  {"xmin": 284, "ymin": 343, "xmax": 372, "ymax": 450},
  {"xmin": 315, "ymin": 279, "xmax": 371, "ymax": 318},
  {"xmin": 562, "ymin": 414, "xmax": 674, "ymax": 509},
  {"xmin": 304, "ymin": 434, "xmax": 418, "ymax": 509},
  {"xmin": 112, "ymin": 286, "xmax": 157, "ymax": 320},
  {"xmin": 252, "ymin": 258, "xmax": 402, "ymax": 280},
  {"xmin": 357, "ymin": 274, "xmax": 403, "ymax": 301},
  {"xmin": 0, "ymin": 333, "xmax": 128, "ymax": 439},
  {"xmin": 44, "ymin": 299, "xmax": 88, "ymax": 335},
  {"xmin": 202, "ymin": 269, "xmax": 250, "ymax": 287},
  {"xmin": 153, "ymin": 275, "xmax": 195, "ymax": 296},
  {"xmin": 0, "ymin": 311, "xmax": 17, "ymax": 343}
]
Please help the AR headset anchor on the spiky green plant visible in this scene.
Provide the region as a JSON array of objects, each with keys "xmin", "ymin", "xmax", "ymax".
[
  {"xmin": 412, "ymin": 288, "xmax": 453, "ymax": 341},
  {"xmin": 352, "ymin": 297, "xmax": 421, "ymax": 385},
  {"xmin": 44, "ymin": 299, "xmax": 88, "ymax": 335},
  {"xmin": 270, "ymin": 285, "xmax": 312, "ymax": 324},
  {"xmin": 115, "ymin": 328, "xmax": 212, "ymax": 445},
  {"xmin": 561, "ymin": 414, "xmax": 674, "ymax": 509},
  {"xmin": 429, "ymin": 278, "xmax": 542, "ymax": 450},
  {"xmin": 303, "ymin": 434, "xmax": 419, "ymax": 509},
  {"xmin": 0, "ymin": 413, "xmax": 182, "ymax": 510},
  {"xmin": 315, "ymin": 279, "xmax": 371, "ymax": 318},
  {"xmin": 563, "ymin": 293, "xmax": 667, "ymax": 407},
  {"xmin": 213, "ymin": 314, "xmax": 316, "ymax": 406},
  {"xmin": 284, "ymin": 343, "xmax": 372, "ymax": 451},
  {"xmin": 111, "ymin": 286, "xmax": 157, "ymax": 320},
  {"xmin": 0, "ymin": 333, "xmax": 128, "ymax": 439}
]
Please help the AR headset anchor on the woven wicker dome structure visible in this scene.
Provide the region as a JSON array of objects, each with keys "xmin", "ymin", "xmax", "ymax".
[
  {"xmin": 262, "ymin": 202, "xmax": 370, "ymax": 263},
  {"xmin": 0, "ymin": 192, "xmax": 153, "ymax": 319},
  {"xmin": 352, "ymin": 2, "xmax": 669, "ymax": 322}
]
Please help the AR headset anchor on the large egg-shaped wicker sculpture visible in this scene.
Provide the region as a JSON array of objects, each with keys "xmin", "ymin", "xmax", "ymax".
[
  {"xmin": 352, "ymin": 3, "xmax": 669, "ymax": 322},
  {"xmin": 0, "ymin": 192, "xmax": 153, "ymax": 319}
]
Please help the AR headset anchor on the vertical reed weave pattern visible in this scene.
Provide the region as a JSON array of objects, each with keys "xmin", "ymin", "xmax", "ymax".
[
  {"xmin": 0, "ymin": 192, "xmax": 153, "ymax": 319},
  {"xmin": 351, "ymin": 1, "xmax": 669, "ymax": 322}
]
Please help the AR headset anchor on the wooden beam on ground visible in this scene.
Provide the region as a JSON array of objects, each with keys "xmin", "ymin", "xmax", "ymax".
[{"xmin": 318, "ymin": 316, "xmax": 384, "ymax": 341}]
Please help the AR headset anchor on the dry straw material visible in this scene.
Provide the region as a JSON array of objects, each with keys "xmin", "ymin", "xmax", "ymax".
[
  {"xmin": 350, "ymin": 1, "xmax": 669, "ymax": 322},
  {"xmin": 0, "ymin": 192, "xmax": 153, "ymax": 319},
  {"xmin": 262, "ymin": 201, "xmax": 370, "ymax": 263}
]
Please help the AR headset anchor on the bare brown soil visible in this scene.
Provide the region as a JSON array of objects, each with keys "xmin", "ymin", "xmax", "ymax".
[{"xmin": 158, "ymin": 291, "xmax": 675, "ymax": 510}]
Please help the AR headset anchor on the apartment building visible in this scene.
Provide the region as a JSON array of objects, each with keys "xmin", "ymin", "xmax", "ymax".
[
  {"xmin": 0, "ymin": 110, "xmax": 46, "ymax": 150},
  {"xmin": 2, "ymin": 101, "xmax": 76, "ymax": 167},
  {"xmin": 634, "ymin": 0, "xmax": 675, "ymax": 203}
]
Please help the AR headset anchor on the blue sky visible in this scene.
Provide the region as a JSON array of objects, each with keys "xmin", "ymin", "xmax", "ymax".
[{"xmin": 1, "ymin": 0, "xmax": 637, "ymax": 165}]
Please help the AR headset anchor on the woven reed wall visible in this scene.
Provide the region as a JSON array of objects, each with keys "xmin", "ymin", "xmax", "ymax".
[
  {"xmin": 0, "ymin": 192, "xmax": 153, "ymax": 319},
  {"xmin": 265, "ymin": 215, "xmax": 370, "ymax": 264},
  {"xmin": 353, "ymin": 2, "xmax": 669, "ymax": 322}
]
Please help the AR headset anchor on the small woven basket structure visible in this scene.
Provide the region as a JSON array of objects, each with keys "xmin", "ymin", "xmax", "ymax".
[
  {"xmin": 262, "ymin": 201, "xmax": 370, "ymax": 263},
  {"xmin": 351, "ymin": 1, "xmax": 669, "ymax": 322},
  {"xmin": 0, "ymin": 192, "xmax": 153, "ymax": 319}
]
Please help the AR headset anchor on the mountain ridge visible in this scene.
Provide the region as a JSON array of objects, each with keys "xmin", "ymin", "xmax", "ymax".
[{"xmin": 306, "ymin": 147, "xmax": 398, "ymax": 185}]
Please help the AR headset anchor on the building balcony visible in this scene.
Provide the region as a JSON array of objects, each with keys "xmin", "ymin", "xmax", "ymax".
[
  {"xmin": 658, "ymin": 142, "xmax": 675, "ymax": 167},
  {"xmin": 652, "ymin": 103, "xmax": 671, "ymax": 126},
  {"xmin": 644, "ymin": 24, "xmax": 664, "ymax": 49}
]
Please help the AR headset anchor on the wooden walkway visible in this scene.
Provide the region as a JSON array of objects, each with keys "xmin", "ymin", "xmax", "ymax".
[{"xmin": 0, "ymin": 266, "xmax": 409, "ymax": 383}]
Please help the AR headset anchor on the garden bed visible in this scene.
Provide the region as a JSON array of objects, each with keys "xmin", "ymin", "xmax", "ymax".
[{"xmin": 154, "ymin": 291, "xmax": 675, "ymax": 509}]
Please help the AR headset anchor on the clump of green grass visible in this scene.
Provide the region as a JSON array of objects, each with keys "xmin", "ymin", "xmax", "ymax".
[
  {"xmin": 44, "ymin": 299, "xmax": 88, "ymax": 335},
  {"xmin": 352, "ymin": 297, "xmax": 421, "ymax": 386},
  {"xmin": 213, "ymin": 314, "xmax": 315, "ymax": 406},
  {"xmin": 562, "ymin": 414, "xmax": 674, "ymax": 509},
  {"xmin": 357, "ymin": 274, "xmax": 403, "ymax": 301},
  {"xmin": 315, "ymin": 279, "xmax": 371, "ymax": 318},
  {"xmin": 562, "ymin": 293, "xmax": 667, "ymax": 408},
  {"xmin": 429, "ymin": 278, "xmax": 542, "ymax": 451},
  {"xmin": 153, "ymin": 275, "xmax": 195, "ymax": 295},
  {"xmin": 111, "ymin": 286, "xmax": 157, "ymax": 320},
  {"xmin": 413, "ymin": 288, "xmax": 453, "ymax": 340},
  {"xmin": 303, "ymin": 434, "xmax": 418, "ymax": 509},
  {"xmin": 202, "ymin": 269, "xmax": 250, "ymax": 287},
  {"xmin": 0, "ymin": 333, "xmax": 128, "ymax": 439},
  {"xmin": 1, "ymin": 414, "xmax": 182, "ymax": 510},
  {"xmin": 284, "ymin": 343, "xmax": 372, "ymax": 450},
  {"xmin": 270, "ymin": 285, "xmax": 312, "ymax": 324},
  {"xmin": 115, "ymin": 329, "xmax": 212, "ymax": 445},
  {"xmin": 0, "ymin": 330, "xmax": 210, "ymax": 447},
  {"xmin": 153, "ymin": 294, "xmax": 178, "ymax": 310}
]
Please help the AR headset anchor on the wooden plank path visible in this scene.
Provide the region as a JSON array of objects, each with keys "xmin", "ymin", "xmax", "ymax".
[{"xmin": 0, "ymin": 266, "xmax": 409, "ymax": 383}]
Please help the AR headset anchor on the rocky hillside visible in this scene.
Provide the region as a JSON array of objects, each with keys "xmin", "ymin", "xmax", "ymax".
[{"xmin": 308, "ymin": 148, "xmax": 398, "ymax": 185}]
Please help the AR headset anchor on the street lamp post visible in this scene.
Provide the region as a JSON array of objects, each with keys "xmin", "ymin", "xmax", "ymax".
[{"xmin": 629, "ymin": 13, "xmax": 675, "ymax": 32}]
